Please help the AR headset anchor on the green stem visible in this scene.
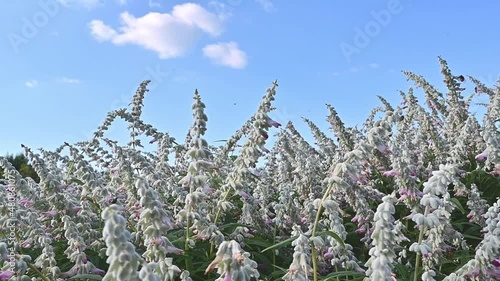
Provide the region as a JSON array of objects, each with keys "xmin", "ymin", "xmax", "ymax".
[
  {"xmin": 413, "ymin": 206, "xmax": 429, "ymax": 281},
  {"xmin": 209, "ymin": 188, "xmax": 232, "ymax": 257},
  {"xmin": 272, "ymin": 224, "xmax": 277, "ymax": 266},
  {"xmin": 185, "ymin": 184, "xmax": 194, "ymax": 272},
  {"xmin": 28, "ymin": 262, "xmax": 50, "ymax": 281},
  {"xmin": 184, "ymin": 212, "xmax": 192, "ymax": 271},
  {"xmin": 16, "ymin": 233, "xmax": 50, "ymax": 281},
  {"xmin": 311, "ymin": 183, "xmax": 334, "ymax": 281}
]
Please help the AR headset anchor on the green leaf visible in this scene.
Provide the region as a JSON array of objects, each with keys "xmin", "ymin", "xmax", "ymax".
[
  {"xmin": 218, "ymin": 223, "xmax": 248, "ymax": 231},
  {"xmin": 317, "ymin": 230, "xmax": 345, "ymax": 249},
  {"xmin": 69, "ymin": 177, "xmax": 85, "ymax": 185},
  {"xmin": 245, "ymin": 238, "xmax": 272, "ymax": 248},
  {"xmin": 462, "ymin": 233, "xmax": 482, "ymax": 240},
  {"xmin": 450, "ymin": 198, "xmax": 466, "ymax": 214},
  {"xmin": 270, "ymin": 264, "xmax": 288, "ymax": 272},
  {"xmin": 67, "ymin": 274, "xmax": 103, "ymax": 280},
  {"xmin": 261, "ymin": 236, "xmax": 297, "ymax": 253},
  {"xmin": 322, "ymin": 271, "xmax": 365, "ymax": 280}
]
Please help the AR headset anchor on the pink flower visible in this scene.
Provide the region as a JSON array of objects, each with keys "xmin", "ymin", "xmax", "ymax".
[
  {"xmin": 377, "ymin": 144, "xmax": 389, "ymax": 154},
  {"xmin": 383, "ymin": 170, "xmax": 400, "ymax": 177},
  {"xmin": 91, "ymin": 268, "xmax": 105, "ymax": 276},
  {"xmin": 0, "ymin": 271, "xmax": 14, "ymax": 281},
  {"xmin": 355, "ymin": 227, "xmax": 365, "ymax": 234},
  {"xmin": 239, "ymin": 191, "xmax": 250, "ymax": 200},
  {"xmin": 89, "ymin": 266, "xmax": 105, "ymax": 276},
  {"xmin": 60, "ymin": 266, "xmax": 78, "ymax": 279},
  {"xmin": 166, "ymin": 246, "xmax": 184, "ymax": 255},
  {"xmin": 150, "ymin": 237, "xmax": 163, "ymax": 246},
  {"xmin": 42, "ymin": 210, "xmax": 57, "ymax": 217},
  {"xmin": 162, "ymin": 215, "xmax": 174, "ymax": 229},
  {"xmin": 475, "ymin": 150, "xmax": 489, "ymax": 161},
  {"xmin": 492, "ymin": 259, "xmax": 500, "ymax": 267},
  {"xmin": 267, "ymin": 118, "xmax": 281, "ymax": 128},
  {"xmin": 486, "ymin": 268, "xmax": 500, "ymax": 278},
  {"xmin": 21, "ymin": 238, "xmax": 33, "ymax": 248},
  {"xmin": 203, "ymin": 184, "xmax": 215, "ymax": 194},
  {"xmin": 68, "ymin": 205, "xmax": 82, "ymax": 213},
  {"xmin": 20, "ymin": 199, "xmax": 34, "ymax": 208},
  {"xmin": 399, "ymin": 189, "xmax": 410, "ymax": 196}
]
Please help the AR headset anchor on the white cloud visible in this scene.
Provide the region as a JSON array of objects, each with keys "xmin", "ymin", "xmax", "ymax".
[
  {"xmin": 89, "ymin": 3, "xmax": 224, "ymax": 59},
  {"xmin": 25, "ymin": 80, "xmax": 38, "ymax": 88},
  {"xmin": 58, "ymin": 77, "xmax": 82, "ymax": 84},
  {"xmin": 255, "ymin": 0, "xmax": 274, "ymax": 12},
  {"xmin": 203, "ymin": 42, "xmax": 247, "ymax": 69},
  {"xmin": 89, "ymin": 20, "xmax": 117, "ymax": 41},
  {"xmin": 349, "ymin": 67, "xmax": 359, "ymax": 72},
  {"xmin": 369, "ymin": 63, "xmax": 379, "ymax": 69}
]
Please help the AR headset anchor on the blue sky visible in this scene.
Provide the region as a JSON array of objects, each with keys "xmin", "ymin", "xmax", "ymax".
[{"xmin": 1, "ymin": 0, "xmax": 499, "ymax": 156}]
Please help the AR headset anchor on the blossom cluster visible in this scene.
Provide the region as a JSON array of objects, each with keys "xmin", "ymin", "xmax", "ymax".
[{"xmin": 0, "ymin": 58, "xmax": 499, "ymax": 281}]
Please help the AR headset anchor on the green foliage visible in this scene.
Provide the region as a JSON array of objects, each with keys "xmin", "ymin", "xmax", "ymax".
[{"xmin": 0, "ymin": 153, "xmax": 40, "ymax": 183}]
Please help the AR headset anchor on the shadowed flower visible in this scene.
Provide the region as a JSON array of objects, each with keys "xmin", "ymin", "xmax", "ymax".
[
  {"xmin": 267, "ymin": 118, "xmax": 281, "ymax": 128},
  {"xmin": 259, "ymin": 130, "xmax": 269, "ymax": 140},
  {"xmin": 89, "ymin": 266, "xmax": 105, "ymax": 276},
  {"xmin": 259, "ymin": 145, "xmax": 270, "ymax": 153},
  {"xmin": 492, "ymin": 259, "xmax": 500, "ymax": 267}
]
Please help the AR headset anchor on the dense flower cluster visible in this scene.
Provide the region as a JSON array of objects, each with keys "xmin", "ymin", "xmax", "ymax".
[{"xmin": 0, "ymin": 58, "xmax": 499, "ymax": 281}]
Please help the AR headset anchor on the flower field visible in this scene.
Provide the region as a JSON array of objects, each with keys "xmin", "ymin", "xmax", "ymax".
[{"xmin": 1, "ymin": 57, "xmax": 499, "ymax": 281}]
